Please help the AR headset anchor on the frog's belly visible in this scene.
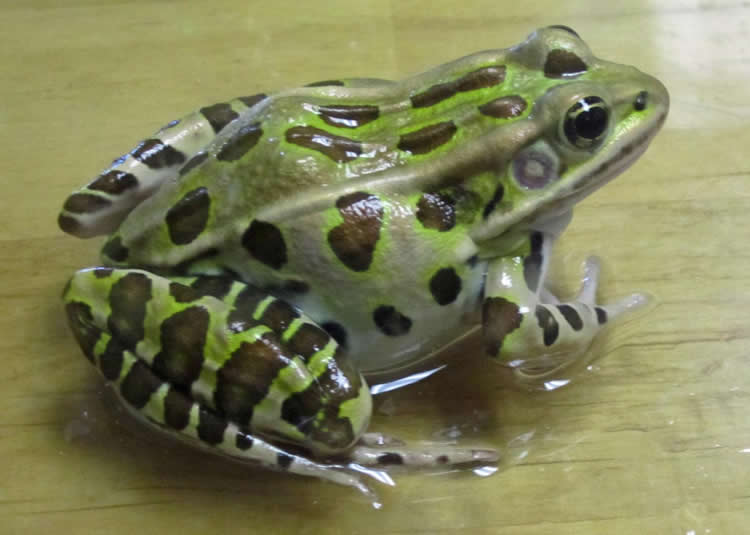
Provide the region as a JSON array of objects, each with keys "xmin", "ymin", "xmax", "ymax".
[{"xmin": 279, "ymin": 261, "xmax": 486, "ymax": 374}]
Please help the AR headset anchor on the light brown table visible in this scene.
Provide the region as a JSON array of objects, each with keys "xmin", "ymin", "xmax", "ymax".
[{"xmin": 2, "ymin": 1, "xmax": 748, "ymax": 533}]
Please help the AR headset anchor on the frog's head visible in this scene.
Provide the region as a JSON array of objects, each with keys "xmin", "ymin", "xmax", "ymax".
[{"xmin": 470, "ymin": 26, "xmax": 669, "ymax": 242}]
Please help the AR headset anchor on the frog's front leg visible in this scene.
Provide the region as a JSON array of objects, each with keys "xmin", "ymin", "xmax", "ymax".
[{"xmin": 481, "ymin": 232, "xmax": 646, "ymax": 379}]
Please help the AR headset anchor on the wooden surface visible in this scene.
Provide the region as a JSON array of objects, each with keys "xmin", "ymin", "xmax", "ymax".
[{"xmin": 2, "ymin": 1, "xmax": 748, "ymax": 533}]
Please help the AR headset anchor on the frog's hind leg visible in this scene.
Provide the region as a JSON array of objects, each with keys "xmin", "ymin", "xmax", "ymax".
[
  {"xmin": 58, "ymin": 94, "xmax": 268, "ymax": 239},
  {"xmin": 62, "ymin": 267, "xmax": 376, "ymax": 494},
  {"xmin": 481, "ymin": 233, "xmax": 648, "ymax": 380}
]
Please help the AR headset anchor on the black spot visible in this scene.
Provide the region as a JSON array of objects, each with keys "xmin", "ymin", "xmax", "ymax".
[
  {"xmin": 93, "ymin": 267, "xmax": 114, "ymax": 278},
  {"xmin": 557, "ymin": 304, "xmax": 583, "ymax": 331},
  {"xmin": 235, "ymin": 432, "xmax": 254, "ymax": 450},
  {"xmin": 120, "ymin": 361, "xmax": 162, "ymax": 409},
  {"xmin": 328, "ymin": 192, "xmax": 383, "ymax": 272},
  {"xmin": 190, "ymin": 276, "xmax": 234, "ymax": 300},
  {"xmin": 429, "ymin": 267, "xmax": 462, "ymax": 306},
  {"xmin": 436, "ymin": 455, "xmax": 449, "ymax": 464},
  {"xmin": 102, "ymin": 236, "xmax": 129, "ymax": 262},
  {"xmin": 373, "ymin": 306, "xmax": 412, "ymax": 336},
  {"xmin": 595, "ymin": 307, "xmax": 608, "ymax": 324},
  {"xmin": 397, "ymin": 121, "xmax": 457, "ymax": 155},
  {"xmin": 260, "ymin": 299, "xmax": 300, "ymax": 334},
  {"xmin": 321, "ymin": 321, "xmax": 348, "ymax": 347},
  {"xmin": 482, "ymin": 184, "xmax": 504, "ymax": 219},
  {"xmin": 238, "ymin": 93, "xmax": 268, "ymax": 108},
  {"xmin": 277, "ymin": 451, "xmax": 294, "ymax": 469},
  {"xmin": 634, "ymin": 91, "xmax": 648, "ymax": 111},
  {"xmin": 164, "ymin": 387, "xmax": 192, "ymax": 430},
  {"xmin": 523, "ymin": 232, "xmax": 544, "ymax": 293},
  {"xmin": 478, "ymin": 95, "xmax": 527, "ymax": 119},
  {"xmin": 242, "ymin": 220, "xmax": 287, "ymax": 270},
  {"xmin": 169, "ymin": 281, "xmax": 201, "ymax": 303},
  {"xmin": 165, "ymin": 187, "xmax": 211, "ymax": 245},
  {"xmin": 285, "ymin": 126, "xmax": 362, "ymax": 163},
  {"xmin": 377, "ymin": 453, "xmax": 404, "ymax": 465},
  {"xmin": 131, "ymin": 139, "xmax": 186, "ymax": 169},
  {"xmin": 64, "ymin": 301, "xmax": 99, "ymax": 363},
  {"xmin": 88, "ymin": 170, "xmax": 139, "ymax": 195},
  {"xmin": 227, "ymin": 285, "xmax": 267, "ymax": 333},
  {"xmin": 197, "ymin": 407, "xmax": 228, "ymax": 445},
  {"xmin": 283, "ymin": 280, "xmax": 309, "ymax": 294},
  {"xmin": 535, "ymin": 305, "xmax": 559, "ymax": 346},
  {"xmin": 481, "ymin": 297, "xmax": 523, "ymax": 356},
  {"xmin": 416, "ymin": 192, "xmax": 455, "ymax": 232},
  {"xmin": 305, "ymin": 79, "xmax": 345, "ymax": 87},
  {"xmin": 288, "ymin": 323, "xmax": 330, "ymax": 359},
  {"xmin": 200, "ymin": 102, "xmax": 239, "ymax": 133},
  {"xmin": 318, "ymin": 104, "xmax": 380, "ymax": 128}
]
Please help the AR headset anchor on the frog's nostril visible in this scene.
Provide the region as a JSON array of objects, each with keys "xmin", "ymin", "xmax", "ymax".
[{"xmin": 634, "ymin": 91, "xmax": 649, "ymax": 111}]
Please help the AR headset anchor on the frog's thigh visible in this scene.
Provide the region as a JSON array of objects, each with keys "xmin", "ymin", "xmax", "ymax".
[
  {"xmin": 480, "ymin": 233, "xmax": 632, "ymax": 377},
  {"xmin": 63, "ymin": 267, "xmax": 373, "ymax": 484}
]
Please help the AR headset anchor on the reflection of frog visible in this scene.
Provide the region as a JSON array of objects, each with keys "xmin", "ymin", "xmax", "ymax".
[{"xmin": 59, "ymin": 26, "xmax": 669, "ymax": 491}]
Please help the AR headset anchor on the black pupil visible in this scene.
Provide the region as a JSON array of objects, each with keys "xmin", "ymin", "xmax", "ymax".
[{"xmin": 576, "ymin": 106, "xmax": 608, "ymax": 139}]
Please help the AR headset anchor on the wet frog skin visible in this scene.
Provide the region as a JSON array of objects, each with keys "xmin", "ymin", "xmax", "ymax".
[{"xmin": 59, "ymin": 26, "xmax": 669, "ymax": 492}]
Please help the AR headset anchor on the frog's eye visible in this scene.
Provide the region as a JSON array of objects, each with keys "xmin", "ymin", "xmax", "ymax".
[{"xmin": 562, "ymin": 96, "xmax": 610, "ymax": 149}]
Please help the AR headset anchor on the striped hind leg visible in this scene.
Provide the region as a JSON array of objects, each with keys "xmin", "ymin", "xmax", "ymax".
[
  {"xmin": 58, "ymin": 94, "xmax": 268, "ymax": 238},
  {"xmin": 481, "ymin": 232, "xmax": 648, "ymax": 379}
]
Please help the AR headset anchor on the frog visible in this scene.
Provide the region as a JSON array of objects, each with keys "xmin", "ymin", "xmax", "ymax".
[{"xmin": 58, "ymin": 26, "xmax": 669, "ymax": 493}]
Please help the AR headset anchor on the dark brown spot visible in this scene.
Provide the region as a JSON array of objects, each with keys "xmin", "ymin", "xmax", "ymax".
[
  {"xmin": 164, "ymin": 386, "xmax": 192, "ymax": 430},
  {"xmin": 482, "ymin": 184, "xmax": 505, "ymax": 219},
  {"xmin": 321, "ymin": 321, "xmax": 347, "ymax": 347},
  {"xmin": 169, "ymin": 281, "xmax": 201, "ymax": 303},
  {"xmin": 557, "ymin": 304, "xmax": 583, "ymax": 331},
  {"xmin": 277, "ymin": 452, "xmax": 294, "ymax": 469},
  {"xmin": 416, "ymin": 192, "xmax": 455, "ymax": 232},
  {"xmin": 216, "ymin": 122, "xmax": 263, "ymax": 162},
  {"xmin": 544, "ymin": 49, "xmax": 587, "ymax": 79},
  {"xmin": 327, "ymin": 192, "xmax": 383, "ymax": 272},
  {"xmin": 120, "ymin": 361, "xmax": 162, "ymax": 409},
  {"xmin": 190, "ymin": 276, "xmax": 233, "ymax": 300},
  {"xmin": 377, "ymin": 453, "xmax": 404, "ymax": 465},
  {"xmin": 58, "ymin": 214, "xmax": 82, "ymax": 235},
  {"xmin": 288, "ymin": 323, "xmax": 330, "ymax": 360},
  {"xmin": 62, "ymin": 193, "xmax": 111, "ymax": 214},
  {"xmin": 411, "ymin": 66, "xmax": 506, "ymax": 108},
  {"xmin": 238, "ymin": 93, "xmax": 268, "ymax": 108},
  {"xmin": 285, "ymin": 126, "xmax": 362, "ymax": 163},
  {"xmin": 437, "ymin": 455, "xmax": 450, "ymax": 464},
  {"xmin": 535, "ymin": 305, "xmax": 559, "ymax": 346},
  {"xmin": 454, "ymin": 66, "xmax": 506, "ymax": 92},
  {"xmin": 283, "ymin": 280, "xmax": 309, "ymax": 294},
  {"xmin": 373, "ymin": 305, "xmax": 412, "ymax": 336},
  {"xmin": 179, "ymin": 152, "xmax": 209, "ymax": 177},
  {"xmin": 197, "ymin": 407, "xmax": 228, "ymax": 445},
  {"xmin": 305, "ymin": 79, "xmax": 345, "ymax": 87},
  {"xmin": 429, "ymin": 267, "xmax": 462, "ymax": 306},
  {"xmin": 242, "ymin": 220, "xmax": 287, "ymax": 270},
  {"xmin": 88, "ymin": 170, "xmax": 139, "ymax": 195},
  {"xmin": 595, "ymin": 307, "xmax": 608, "ymax": 324},
  {"xmin": 64, "ymin": 301, "xmax": 99, "ymax": 363},
  {"xmin": 227, "ymin": 284, "xmax": 267, "ymax": 333},
  {"xmin": 151, "ymin": 306, "xmax": 209, "ymax": 388},
  {"xmin": 99, "ymin": 339, "xmax": 125, "ymax": 380},
  {"xmin": 260, "ymin": 299, "xmax": 300, "ymax": 334},
  {"xmin": 165, "ymin": 187, "xmax": 211, "ymax": 245},
  {"xmin": 523, "ymin": 232, "xmax": 544, "ymax": 293},
  {"xmin": 131, "ymin": 139, "xmax": 186, "ymax": 169},
  {"xmin": 482, "ymin": 297, "xmax": 523, "ymax": 356},
  {"xmin": 102, "ymin": 236, "xmax": 129, "ymax": 262},
  {"xmin": 200, "ymin": 102, "xmax": 239, "ymax": 133},
  {"xmin": 107, "ymin": 272, "xmax": 152, "ymax": 350},
  {"xmin": 478, "ymin": 95, "xmax": 527, "ymax": 118},
  {"xmin": 318, "ymin": 104, "xmax": 380, "ymax": 128},
  {"xmin": 235, "ymin": 432, "xmax": 254, "ymax": 450},
  {"xmin": 397, "ymin": 121, "xmax": 457, "ymax": 155},
  {"xmin": 279, "ymin": 347, "xmax": 361, "ymax": 449},
  {"xmin": 93, "ymin": 268, "xmax": 113, "ymax": 278},
  {"xmin": 215, "ymin": 334, "xmax": 292, "ymax": 425}
]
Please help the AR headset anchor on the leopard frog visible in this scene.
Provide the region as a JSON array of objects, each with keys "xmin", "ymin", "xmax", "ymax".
[{"xmin": 59, "ymin": 26, "xmax": 668, "ymax": 493}]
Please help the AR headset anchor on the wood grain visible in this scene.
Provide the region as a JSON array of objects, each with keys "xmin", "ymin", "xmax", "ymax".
[{"xmin": 1, "ymin": 1, "xmax": 748, "ymax": 533}]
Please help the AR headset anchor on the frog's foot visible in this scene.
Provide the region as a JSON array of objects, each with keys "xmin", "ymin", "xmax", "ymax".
[
  {"xmin": 348, "ymin": 434, "xmax": 498, "ymax": 468},
  {"xmin": 513, "ymin": 256, "xmax": 648, "ymax": 381}
]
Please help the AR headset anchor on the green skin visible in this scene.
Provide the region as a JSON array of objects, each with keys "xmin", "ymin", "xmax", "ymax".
[{"xmin": 59, "ymin": 26, "xmax": 669, "ymax": 492}]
